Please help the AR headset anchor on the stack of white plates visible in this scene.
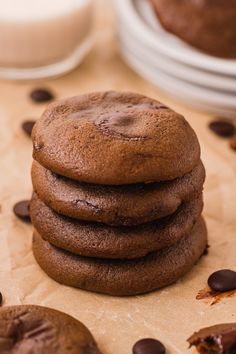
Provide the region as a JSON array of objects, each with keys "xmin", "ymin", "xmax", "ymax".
[{"xmin": 114, "ymin": 0, "xmax": 236, "ymax": 117}]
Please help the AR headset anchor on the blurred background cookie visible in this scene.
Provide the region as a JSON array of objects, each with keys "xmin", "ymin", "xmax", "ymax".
[{"xmin": 0, "ymin": 305, "xmax": 102, "ymax": 354}]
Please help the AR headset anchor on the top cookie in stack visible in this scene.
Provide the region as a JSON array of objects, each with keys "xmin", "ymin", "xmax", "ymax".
[
  {"xmin": 32, "ymin": 91, "xmax": 200, "ymax": 185},
  {"xmin": 30, "ymin": 91, "xmax": 207, "ymax": 296}
]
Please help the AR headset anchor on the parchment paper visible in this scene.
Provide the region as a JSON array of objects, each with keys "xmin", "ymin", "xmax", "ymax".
[{"xmin": 0, "ymin": 1, "xmax": 235, "ymax": 353}]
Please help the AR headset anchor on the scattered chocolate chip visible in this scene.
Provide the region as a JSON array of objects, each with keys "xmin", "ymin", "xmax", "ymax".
[
  {"xmin": 22, "ymin": 120, "xmax": 36, "ymax": 137},
  {"xmin": 133, "ymin": 338, "xmax": 165, "ymax": 354},
  {"xmin": 0, "ymin": 292, "xmax": 3, "ymax": 306},
  {"xmin": 203, "ymin": 244, "xmax": 210, "ymax": 256},
  {"xmin": 30, "ymin": 88, "xmax": 54, "ymax": 103},
  {"xmin": 230, "ymin": 136, "xmax": 236, "ymax": 151},
  {"xmin": 208, "ymin": 120, "xmax": 235, "ymax": 138},
  {"xmin": 13, "ymin": 200, "xmax": 31, "ymax": 222},
  {"xmin": 188, "ymin": 323, "xmax": 236, "ymax": 354},
  {"xmin": 208, "ymin": 269, "xmax": 236, "ymax": 292}
]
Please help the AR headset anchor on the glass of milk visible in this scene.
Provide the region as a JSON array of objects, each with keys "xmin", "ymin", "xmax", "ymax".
[{"xmin": 0, "ymin": 0, "xmax": 94, "ymax": 80}]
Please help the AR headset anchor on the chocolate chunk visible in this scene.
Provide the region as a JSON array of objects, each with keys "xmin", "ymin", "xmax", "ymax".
[
  {"xmin": 22, "ymin": 120, "xmax": 36, "ymax": 137},
  {"xmin": 230, "ymin": 136, "xmax": 236, "ymax": 151},
  {"xmin": 133, "ymin": 338, "xmax": 166, "ymax": 354},
  {"xmin": 208, "ymin": 269, "xmax": 236, "ymax": 292},
  {"xmin": 188, "ymin": 323, "xmax": 236, "ymax": 354},
  {"xmin": 13, "ymin": 200, "xmax": 31, "ymax": 222},
  {"xmin": 208, "ymin": 120, "xmax": 235, "ymax": 138},
  {"xmin": 30, "ymin": 88, "xmax": 54, "ymax": 103},
  {"xmin": 0, "ymin": 292, "xmax": 3, "ymax": 306}
]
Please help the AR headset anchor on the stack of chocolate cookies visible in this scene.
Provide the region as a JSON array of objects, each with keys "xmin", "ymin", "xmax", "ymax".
[{"xmin": 30, "ymin": 91, "xmax": 207, "ymax": 296}]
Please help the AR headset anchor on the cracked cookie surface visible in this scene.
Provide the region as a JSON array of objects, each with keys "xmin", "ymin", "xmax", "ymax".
[{"xmin": 32, "ymin": 91, "xmax": 200, "ymax": 185}]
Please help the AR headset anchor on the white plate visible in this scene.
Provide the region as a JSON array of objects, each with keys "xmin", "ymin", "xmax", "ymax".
[
  {"xmin": 114, "ymin": 0, "xmax": 236, "ymax": 75},
  {"xmin": 120, "ymin": 44, "xmax": 236, "ymax": 117},
  {"xmin": 117, "ymin": 16, "xmax": 236, "ymax": 93}
]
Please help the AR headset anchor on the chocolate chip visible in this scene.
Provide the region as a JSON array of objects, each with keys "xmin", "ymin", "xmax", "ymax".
[
  {"xmin": 203, "ymin": 244, "xmax": 210, "ymax": 256},
  {"xmin": 230, "ymin": 136, "xmax": 236, "ymax": 150},
  {"xmin": 0, "ymin": 292, "xmax": 3, "ymax": 306},
  {"xmin": 208, "ymin": 120, "xmax": 235, "ymax": 137},
  {"xmin": 13, "ymin": 200, "xmax": 31, "ymax": 222},
  {"xmin": 22, "ymin": 120, "xmax": 36, "ymax": 137},
  {"xmin": 133, "ymin": 338, "xmax": 165, "ymax": 354},
  {"xmin": 30, "ymin": 88, "xmax": 54, "ymax": 103},
  {"xmin": 208, "ymin": 269, "xmax": 236, "ymax": 292}
]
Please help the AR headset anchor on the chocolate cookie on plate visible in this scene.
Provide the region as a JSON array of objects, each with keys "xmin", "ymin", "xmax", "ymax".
[{"xmin": 151, "ymin": 0, "xmax": 236, "ymax": 58}]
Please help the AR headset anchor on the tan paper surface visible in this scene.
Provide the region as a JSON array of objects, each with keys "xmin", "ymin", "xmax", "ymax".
[{"xmin": 0, "ymin": 1, "xmax": 235, "ymax": 353}]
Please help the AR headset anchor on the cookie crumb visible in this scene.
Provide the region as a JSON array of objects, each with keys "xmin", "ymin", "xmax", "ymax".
[{"xmin": 188, "ymin": 323, "xmax": 236, "ymax": 353}]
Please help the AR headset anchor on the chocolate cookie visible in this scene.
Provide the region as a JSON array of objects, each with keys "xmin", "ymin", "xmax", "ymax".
[
  {"xmin": 32, "ymin": 218, "xmax": 207, "ymax": 296},
  {"xmin": 0, "ymin": 305, "xmax": 101, "ymax": 354},
  {"xmin": 151, "ymin": 0, "xmax": 236, "ymax": 58},
  {"xmin": 32, "ymin": 91, "xmax": 200, "ymax": 185},
  {"xmin": 32, "ymin": 160, "xmax": 205, "ymax": 226},
  {"xmin": 30, "ymin": 192, "xmax": 203, "ymax": 259}
]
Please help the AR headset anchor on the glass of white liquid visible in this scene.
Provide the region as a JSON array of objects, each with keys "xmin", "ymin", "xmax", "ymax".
[{"xmin": 0, "ymin": 0, "xmax": 94, "ymax": 80}]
